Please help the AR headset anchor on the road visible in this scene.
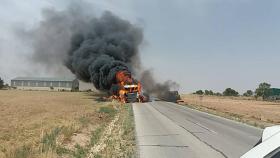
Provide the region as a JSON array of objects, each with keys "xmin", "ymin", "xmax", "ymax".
[{"xmin": 133, "ymin": 101, "xmax": 263, "ymax": 158}]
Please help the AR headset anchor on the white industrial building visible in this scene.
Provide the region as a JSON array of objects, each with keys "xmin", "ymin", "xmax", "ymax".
[{"xmin": 11, "ymin": 77, "xmax": 79, "ymax": 91}]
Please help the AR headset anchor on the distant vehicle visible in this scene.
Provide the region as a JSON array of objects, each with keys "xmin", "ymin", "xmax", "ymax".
[
  {"xmin": 241, "ymin": 126, "xmax": 280, "ymax": 158},
  {"xmin": 158, "ymin": 91, "xmax": 181, "ymax": 103}
]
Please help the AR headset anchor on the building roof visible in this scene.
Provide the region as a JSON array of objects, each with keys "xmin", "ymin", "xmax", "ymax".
[{"xmin": 11, "ymin": 77, "xmax": 76, "ymax": 82}]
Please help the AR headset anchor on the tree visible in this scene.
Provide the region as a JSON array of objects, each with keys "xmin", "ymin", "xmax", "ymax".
[
  {"xmin": 243, "ymin": 90, "xmax": 253, "ymax": 97},
  {"xmin": 204, "ymin": 90, "xmax": 214, "ymax": 95},
  {"xmin": 223, "ymin": 88, "xmax": 239, "ymax": 96},
  {"xmin": 194, "ymin": 90, "xmax": 204, "ymax": 95},
  {"xmin": 0, "ymin": 77, "xmax": 4, "ymax": 89},
  {"xmin": 214, "ymin": 92, "xmax": 222, "ymax": 96},
  {"xmin": 255, "ymin": 82, "xmax": 271, "ymax": 99}
]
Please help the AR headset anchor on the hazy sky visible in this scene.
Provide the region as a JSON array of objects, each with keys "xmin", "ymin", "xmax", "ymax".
[{"xmin": 0, "ymin": 0, "xmax": 280, "ymax": 93}]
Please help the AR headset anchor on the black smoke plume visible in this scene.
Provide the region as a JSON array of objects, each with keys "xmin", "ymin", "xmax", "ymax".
[
  {"xmin": 25, "ymin": 3, "xmax": 179, "ymax": 101},
  {"xmin": 65, "ymin": 11, "xmax": 143, "ymax": 91}
]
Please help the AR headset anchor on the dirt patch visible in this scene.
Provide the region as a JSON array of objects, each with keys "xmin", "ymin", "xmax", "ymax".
[
  {"xmin": 67, "ymin": 133, "xmax": 89, "ymax": 149},
  {"xmin": 181, "ymin": 94, "xmax": 280, "ymax": 128}
]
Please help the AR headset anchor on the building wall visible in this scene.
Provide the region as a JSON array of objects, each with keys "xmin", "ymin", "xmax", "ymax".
[
  {"xmin": 11, "ymin": 80, "xmax": 76, "ymax": 91},
  {"xmin": 16, "ymin": 86, "xmax": 72, "ymax": 91},
  {"xmin": 78, "ymin": 80, "xmax": 96, "ymax": 91}
]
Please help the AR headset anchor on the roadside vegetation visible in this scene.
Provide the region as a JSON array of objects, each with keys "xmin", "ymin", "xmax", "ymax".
[
  {"xmin": 193, "ymin": 82, "xmax": 278, "ymax": 100},
  {"xmin": 243, "ymin": 90, "xmax": 253, "ymax": 97},
  {"xmin": 0, "ymin": 90, "xmax": 136, "ymax": 158},
  {"xmin": 187, "ymin": 82, "xmax": 280, "ymax": 128},
  {"xmin": 88, "ymin": 104, "xmax": 136, "ymax": 158}
]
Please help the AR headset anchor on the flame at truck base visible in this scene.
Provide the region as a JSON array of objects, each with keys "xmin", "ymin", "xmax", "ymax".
[{"xmin": 111, "ymin": 71, "xmax": 144, "ymax": 103}]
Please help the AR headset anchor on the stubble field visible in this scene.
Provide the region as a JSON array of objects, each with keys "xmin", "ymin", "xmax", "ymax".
[
  {"xmin": 181, "ymin": 94, "xmax": 280, "ymax": 128},
  {"xmin": 0, "ymin": 90, "xmax": 135, "ymax": 158}
]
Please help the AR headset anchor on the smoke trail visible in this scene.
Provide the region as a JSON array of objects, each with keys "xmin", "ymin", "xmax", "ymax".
[{"xmin": 140, "ymin": 70, "xmax": 180, "ymax": 102}]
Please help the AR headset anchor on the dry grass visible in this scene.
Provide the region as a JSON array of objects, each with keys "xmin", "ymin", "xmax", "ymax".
[
  {"xmin": 91, "ymin": 104, "xmax": 136, "ymax": 158},
  {"xmin": 0, "ymin": 90, "xmax": 136, "ymax": 158},
  {"xmin": 0, "ymin": 90, "xmax": 114, "ymax": 158},
  {"xmin": 181, "ymin": 94, "xmax": 280, "ymax": 128}
]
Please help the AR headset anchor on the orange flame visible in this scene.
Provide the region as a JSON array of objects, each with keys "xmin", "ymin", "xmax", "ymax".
[
  {"xmin": 116, "ymin": 71, "xmax": 132, "ymax": 84},
  {"xmin": 113, "ymin": 71, "xmax": 143, "ymax": 103}
]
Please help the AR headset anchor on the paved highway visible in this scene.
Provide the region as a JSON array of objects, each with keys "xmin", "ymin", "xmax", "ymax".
[{"xmin": 133, "ymin": 101, "xmax": 263, "ymax": 158}]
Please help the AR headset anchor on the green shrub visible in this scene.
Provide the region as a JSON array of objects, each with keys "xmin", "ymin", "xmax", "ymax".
[
  {"xmin": 13, "ymin": 145, "xmax": 32, "ymax": 158},
  {"xmin": 90, "ymin": 126, "xmax": 104, "ymax": 146},
  {"xmin": 98, "ymin": 106, "xmax": 116, "ymax": 117},
  {"xmin": 41, "ymin": 127, "xmax": 61, "ymax": 152},
  {"xmin": 73, "ymin": 144, "xmax": 88, "ymax": 158}
]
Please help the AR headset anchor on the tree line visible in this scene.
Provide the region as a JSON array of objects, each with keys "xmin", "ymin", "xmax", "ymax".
[{"xmin": 194, "ymin": 82, "xmax": 274, "ymax": 100}]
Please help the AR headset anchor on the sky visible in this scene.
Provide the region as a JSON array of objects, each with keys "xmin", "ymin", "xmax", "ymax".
[{"xmin": 0, "ymin": 0, "xmax": 280, "ymax": 93}]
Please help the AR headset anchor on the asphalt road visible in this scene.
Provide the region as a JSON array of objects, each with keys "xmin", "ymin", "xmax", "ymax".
[{"xmin": 133, "ymin": 101, "xmax": 263, "ymax": 158}]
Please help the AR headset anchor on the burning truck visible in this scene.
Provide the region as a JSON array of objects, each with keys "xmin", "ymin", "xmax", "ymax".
[
  {"xmin": 111, "ymin": 71, "xmax": 144, "ymax": 103},
  {"xmin": 60, "ymin": 11, "xmax": 176, "ymax": 103}
]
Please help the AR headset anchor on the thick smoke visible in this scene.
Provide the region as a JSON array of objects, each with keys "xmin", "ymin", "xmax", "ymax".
[
  {"xmin": 140, "ymin": 70, "xmax": 180, "ymax": 102},
  {"xmin": 26, "ymin": 4, "xmax": 179, "ymax": 100},
  {"xmin": 65, "ymin": 11, "xmax": 143, "ymax": 91},
  {"xmin": 23, "ymin": 6, "xmax": 91, "ymax": 76}
]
